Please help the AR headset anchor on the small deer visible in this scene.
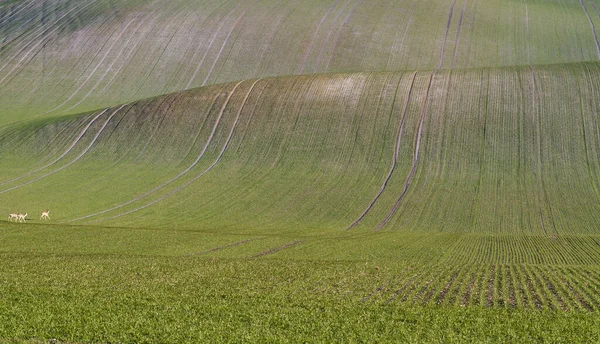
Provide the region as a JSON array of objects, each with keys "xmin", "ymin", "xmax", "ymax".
[
  {"xmin": 40, "ymin": 210, "xmax": 50, "ymax": 220},
  {"xmin": 17, "ymin": 213, "xmax": 27, "ymax": 223},
  {"xmin": 8, "ymin": 213, "xmax": 18, "ymax": 222}
]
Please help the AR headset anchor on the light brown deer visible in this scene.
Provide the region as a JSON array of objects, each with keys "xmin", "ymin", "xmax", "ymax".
[
  {"xmin": 17, "ymin": 213, "xmax": 27, "ymax": 223},
  {"xmin": 8, "ymin": 213, "xmax": 18, "ymax": 222}
]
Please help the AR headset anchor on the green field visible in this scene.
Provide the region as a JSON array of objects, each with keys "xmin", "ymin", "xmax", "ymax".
[{"xmin": 1, "ymin": 0, "xmax": 600, "ymax": 342}]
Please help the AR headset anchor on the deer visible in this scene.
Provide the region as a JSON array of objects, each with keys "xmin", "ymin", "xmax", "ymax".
[
  {"xmin": 8, "ymin": 213, "xmax": 18, "ymax": 222},
  {"xmin": 17, "ymin": 213, "xmax": 27, "ymax": 223},
  {"xmin": 40, "ymin": 210, "xmax": 50, "ymax": 220}
]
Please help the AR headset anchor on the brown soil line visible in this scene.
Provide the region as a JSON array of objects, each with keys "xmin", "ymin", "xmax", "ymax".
[
  {"xmin": 438, "ymin": 0, "xmax": 458, "ymax": 69},
  {"xmin": 186, "ymin": 239, "xmax": 254, "ymax": 256},
  {"xmin": 251, "ymin": 240, "xmax": 303, "ymax": 258},
  {"xmin": 375, "ymin": 71, "xmax": 434, "ymax": 230},
  {"xmin": 346, "ymin": 72, "xmax": 417, "ymax": 230}
]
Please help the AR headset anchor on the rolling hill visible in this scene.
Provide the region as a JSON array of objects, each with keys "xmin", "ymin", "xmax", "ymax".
[{"xmin": 1, "ymin": 0, "xmax": 600, "ymax": 342}]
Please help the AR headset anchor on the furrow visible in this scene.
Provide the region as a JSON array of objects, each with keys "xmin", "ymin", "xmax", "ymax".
[
  {"xmin": 0, "ymin": 109, "xmax": 108, "ymax": 187},
  {"xmin": 250, "ymin": 240, "xmax": 303, "ymax": 258},
  {"xmin": 438, "ymin": 0, "xmax": 457, "ymax": 69},
  {"xmin": 185, "ymin": 1, "xmax": 245, "ymax": 89},
  {"xmin": 129, "ymin": 1, "xmax": 193, "ymax": 99},
  {"xmin": 33, "ymin": 10, "xmax": 129, "ymax": 115},
  {"xmin": 44, "ymin": 11, "xmax": 150, "ymax": 114},
  {"xmin": 451, "ymin": 0, "xmax": 467, "ymax": 68},
  {"xmin": 0, "ymin": 0, "xmax": 36, "ymax": 28},
  {"xmin": 385, "ymin": 10, "xmax": 414, "ymax": 72},
  {"xmin": 361, "ymin": 269, "xmax": 409, "ymax": 302},
  {"xmin": 313, "ymin": 0, "xmax": 356, "ymax": 72},
  {"xmin": 345, "ymin": 72, "xmax": 416, "ymax": 230},
  {"xmin": 63, "ymin": 79, "xmax": 248, "ymax": 223},
  {"xmin": 61, "ymin": 0, "xmax": 165, "ymax": 113},
  {"xmin": 472, "ymin": 69, "xmax": 488, "ymax": 232},
  {"xmin": 298, "ymin": 0, "xmax": 343, "ymax": 74},
  {"xmin": 186, "ymin": 239, "xmax": 254, "ymax": 256},
  {"xmin": 375, "ymin": 72, "xmax": 434, "ymax": 230},
  {"xmin": 324, "ymin": 0, "xmax": 363, "ymax": 71},
  {"xmin": 579, "ymin": 0, "xmax": 600, "ymax": 59},
  {"xmin": 0, "ymin": 0, "xmax": 100, "ymax": 86},
  {"xmin": 201, "ymin": 0, "xmax": 261, "ymax": 86},
  {"xmin": 89, "ymin": 79, "xmax": 263, "ymax": 222},
  {"xmin": 529, "ymin": 67, "xmax": 547, "ymax": 235},
  {"xmin": 434, "ymin": 268, "xmax": 461, "ymax": 305},
  {"xmin": 385, "ymin": 271, "xmax": 423, "ymax": 304},
  {"xmin": 0, "ymin": 105, "xmax": 125, "ymax": 196}
]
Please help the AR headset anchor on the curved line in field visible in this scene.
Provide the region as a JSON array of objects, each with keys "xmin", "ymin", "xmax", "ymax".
[
  {"xmin": 523, "ymin": 1, "xmax": 530, "ymax": 62},
  {"xmin": 250, "ymin": 240, "xmax": 303, "ymax": 258},
  {"xmin": 96, "ymin": 1, "xmax": 174, "ymax": 97},
  {"xmin": 579, "ymin": 64, "xmax": 600, "ymax": 200},
  {"xmin": 0, "ymin": 1, "xmax": 60, "ymax": 56},
  {"xmin": 384, "ymin": 8, "xmax": 414, "ymax": 72},
  {"xmin": 438, "ymin": 0, "xmax": 457, "ymax": 69},
  {"xmin": 451, "ymin": 0, "xmax": 468, "ymax": 68},
  {"xmin": 201, "ymin": 0, "xmax": 260, "ymax": 86},
  {"xmin": 129, "ymin": 2, "xmax": 198, "ymax": 100},
  {"xmin": 64, "ymin": 79, "xmax": 257, "ymax": 223},
  {"xmin": 298, "ymin": 0, "xmax": 342, "ymax": 74},
  {"xmin": 0, "ymin": 105, "xmax": 124, "ymax": 196},
  {"xmin": 7, "ymin": 6, "xmax": 126, "ymax": 113},
  {"xmin": 252, "ymin": 2, "xmax": 303, "ymax": 77},
  {"xmin": 60, "ymin": 0, "xmax": 165, "ymax": 113},
  {"xmin": 42, "ymin": 10, "xmax": 150, "ymax": 115},
  {"xmin": 529, "ymin": 67, "xmax": 546, "ymax": 234},
  {"xmin": 472, "ymin": 69, "xmax": 488, "ymax": 232},
  {"xmin": 324, "ymin": 0, "xmax": 362, "ymax": 71},
  {"xmin": 95, "ymin": 79, "xmax": 263, "ymax": 222},
  {"xmin": 579, "ymin": 0, "xmax": 600, "ymax": 59},
  {"xmin": 185, "ymin": 1, "xmax": 245, "ymax": 90},
  {"xmin": 186, "ymin": 239, "xmax": 254, "ymax": 256},
  {"xmin": 0, "ymin": 0, "xmax": 36, "ymax": 28},
  {"xmin": 0, "ymin": 109, "xmax": 108, "ymax": 187},
  {"xmin": 0, "ymin": 1, "xmax": 88, "ymax": 65},
  {"xmin": 0, "ymin": 0, "xmax": 100, "ymax": 86},
  {"xmin": 345, "ymin": 72, "xmax": 417, "ymax": 230},
  {"xmin": 375, "ymin": 72, "xmax": 434, "ymax": 231},
  {"xmin": 313, "ymin": 0, "xmax": 355, "ymax": 73},
  {"xmin": 177, "ymin": 1, "xmax": 232, "ymax": 89}
]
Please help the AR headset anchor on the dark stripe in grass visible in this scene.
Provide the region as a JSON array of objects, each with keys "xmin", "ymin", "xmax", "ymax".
[
  {"xmin": 376, "ymin": 72, "xmax": 434, "ymax": 230},
  {"xmin": 346, "ymin": 72, "xmax": 416, "ymax": 230},
  {"xmin": 579, "ymin": 0, "xmax": 600, "ymax": 59},
  {"xmin": 186, "ymin": 239, "xmax": 253, "ymax": 256},
  {"xmin": 251, "ymin": 240, "xmax": 303, "ymax": 258}
]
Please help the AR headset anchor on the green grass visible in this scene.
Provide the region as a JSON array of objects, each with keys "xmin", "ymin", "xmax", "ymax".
[
  {"xmin": 2, "ymin": 65, "xmax": 600, "ymax": 234},
  {"xmin": 2, "ymin": 0, "xmax": 600, "ymax": 122},
  {"xmin": 2, "ymin": 0, "xmax": 600, "ymax": 342},
  {"xmin": 0, "ymin": 223, "xmax": 599, "ymax": 342}
]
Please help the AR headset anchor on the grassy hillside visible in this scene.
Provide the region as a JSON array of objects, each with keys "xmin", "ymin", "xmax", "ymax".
[
  {"xmin": 2, "ymin": 0, "xmax": 600, "ymax": 342},
  {"xmin": 2, "ymin": 63, "xmax": 600, "ymax": 234},
  {"xmin": 3, "ymin": 0, "xmax": 600, "ymax": 122}
]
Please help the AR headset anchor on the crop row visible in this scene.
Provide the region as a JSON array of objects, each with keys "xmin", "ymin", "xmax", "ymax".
[{"xmin": 347, "ymin": 263, "xmax": 600, "ymax": 311}]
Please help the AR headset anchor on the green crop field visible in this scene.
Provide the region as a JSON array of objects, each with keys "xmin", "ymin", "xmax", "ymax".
[{"xmin": 1, "ymin": 0, "xmax": 600, "ymax": 342}]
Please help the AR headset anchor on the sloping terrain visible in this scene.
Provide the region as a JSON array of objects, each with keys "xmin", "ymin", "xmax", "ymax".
[
  {"xmin": 2, "ymin": 0, "xmax": 600, "ymax": 122},
  {"xmin": 2, "ymin": 64, "xmax": 600, "ymax": 233},
  {"xmin": 1, "ymin": 0, "xmax": 600, "ymax": 342}
]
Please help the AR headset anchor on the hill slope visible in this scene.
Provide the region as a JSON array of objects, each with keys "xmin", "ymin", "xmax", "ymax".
[
  {"xmin": 2, "ymin": 63, "xmax": 600, "ymax": 234},
  {"xmin": 3, "ymin": 0, "xmax": 600, "ymax": 122}
]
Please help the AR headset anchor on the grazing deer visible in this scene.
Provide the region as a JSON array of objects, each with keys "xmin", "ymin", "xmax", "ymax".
[
  {"xmin": 40, "ymin": 210, "xmax": 50, "ymax": 220},
  {"xmin": 8, "ymin": 213, "xmax": 18, "ymax": 222},
  {"xmin": 17, "ymin": 213, "xmax": 27, "ymax": 223}
]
